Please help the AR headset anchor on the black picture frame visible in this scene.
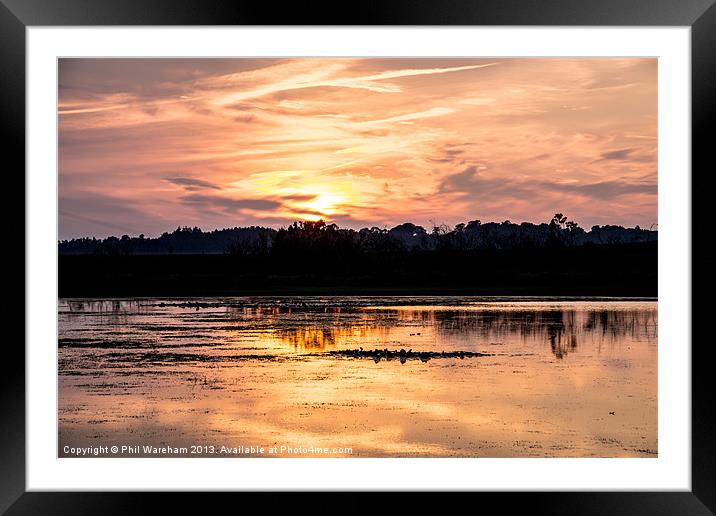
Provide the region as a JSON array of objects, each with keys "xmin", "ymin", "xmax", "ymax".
[{"xmin": 2, "ymin": 0, "xmax": 713, "ymax": 513}]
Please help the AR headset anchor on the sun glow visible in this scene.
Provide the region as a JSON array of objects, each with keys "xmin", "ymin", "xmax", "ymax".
[{"xmin": 299, "ymin": 191, "xmax": 346, "ymax": 219}]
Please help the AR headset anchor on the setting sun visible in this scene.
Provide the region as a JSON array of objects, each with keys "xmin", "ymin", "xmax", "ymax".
[{"xmin": 302, "ymin": 191, "xmax": 345, "ymax": 218}]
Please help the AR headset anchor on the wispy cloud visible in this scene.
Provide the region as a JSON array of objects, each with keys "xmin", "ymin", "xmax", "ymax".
[
  {"xmin": 439, "ymin": 165, "xmax": 656, "ymax": 202},
  {"xmin": 180, "ymin": 194, "xmax": 281, "ymax": 213},
  {"xmin": 59, "ymin": 96, "xmax": 199, "ymax": 116},
  {"xmin": 212, "ymin": 62, "xmax": 498, "ymax": 106},
  {"xmin": 594, "ymin": 148, "xmax": 637, "ymax": 161},
  {"xmin": 166, "ymin": 177, "xmax": 222, "ymax": 191},
  {"xmin": 58, "ymin": 57, "xmax": 658, "ymax": 238},
  {"xmin": 360, "ymin": 107, "xmax": 455, "ymax": 126}
]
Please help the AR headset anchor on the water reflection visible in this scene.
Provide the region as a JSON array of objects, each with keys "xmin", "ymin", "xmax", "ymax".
[
  {"xmin": 59, "ymin": 297, "xmax": 657, "ymax": 457},
  {"xmin": 277, "ymin": 327, "xmax": 339, "ymax": 349},
  {"xmin": 59, "ymin": 299, "xmax": 657, "ymax": 360}
]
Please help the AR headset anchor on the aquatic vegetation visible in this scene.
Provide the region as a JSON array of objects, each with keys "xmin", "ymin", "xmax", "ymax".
[{"xmin": 325, "ymin": 348, "xmax": 493, "ymax": 363}]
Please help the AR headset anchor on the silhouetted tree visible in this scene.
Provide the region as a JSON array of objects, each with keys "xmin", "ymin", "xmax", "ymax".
[{"xmin": 59, "ymin": 215, "xmax": 656, "ymax": 256}]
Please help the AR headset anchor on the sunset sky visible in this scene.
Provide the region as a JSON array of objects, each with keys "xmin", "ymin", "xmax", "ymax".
[{"xmin": 59, "ymin": 58, "xmax": 657, "ymax": 239}]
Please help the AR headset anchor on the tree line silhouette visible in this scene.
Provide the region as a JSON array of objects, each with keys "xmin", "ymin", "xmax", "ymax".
[
  {"xmin": 59, "ymin": 214, "xmax": 656, "ymax": 296},
  {"xmin": 59, "ymin": 214, "xmax": 656, "ymax": 257}
]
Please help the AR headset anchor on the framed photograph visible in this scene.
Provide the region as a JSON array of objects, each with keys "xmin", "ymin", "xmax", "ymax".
[{"xmin": 3, "ymin": 0, "xmax": 713, "ymax": 513}]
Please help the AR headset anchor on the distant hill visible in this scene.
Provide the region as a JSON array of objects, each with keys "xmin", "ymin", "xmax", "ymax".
[{"xmin": 59, "ymin": 214, "xmax": 656, "ymax": 256}]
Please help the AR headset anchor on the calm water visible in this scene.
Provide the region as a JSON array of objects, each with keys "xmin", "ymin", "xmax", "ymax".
[{"xmin": 58, "ymin": 297, "xmax": 657, "ymax": 457}]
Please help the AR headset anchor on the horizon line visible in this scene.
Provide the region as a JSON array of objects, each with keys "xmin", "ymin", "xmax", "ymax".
[{"xmin": 59, "ymin": 216, "xmax": 658, "ymax": 242}]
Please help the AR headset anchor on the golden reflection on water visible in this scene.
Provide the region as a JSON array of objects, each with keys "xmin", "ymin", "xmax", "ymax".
[
  {"xmin": 262, "ymin": 306, "xmax": 657, "ymax": 358},
  {"xmin": 59, "ymin": 298, "xmax": 657, "ymax": 457}
]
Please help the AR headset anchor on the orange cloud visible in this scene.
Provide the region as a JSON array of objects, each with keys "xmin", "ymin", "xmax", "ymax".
[{"xmin": 59, "ymin": 58, "xmax": 657, "ymax": 239}]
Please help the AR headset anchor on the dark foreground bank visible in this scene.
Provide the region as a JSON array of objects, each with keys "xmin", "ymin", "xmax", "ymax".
[{"xmin": 59, "ymin": 241, "xmax": 656, "ymax": 297}]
